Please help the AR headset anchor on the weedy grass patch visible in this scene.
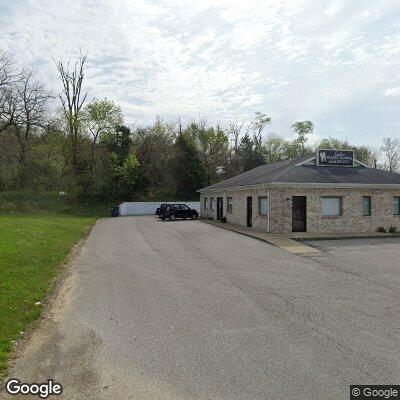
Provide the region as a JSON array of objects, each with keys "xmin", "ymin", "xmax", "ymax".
[{"xmin": 0, "ymin": 213, "xmax": 97, "ymax": 375}]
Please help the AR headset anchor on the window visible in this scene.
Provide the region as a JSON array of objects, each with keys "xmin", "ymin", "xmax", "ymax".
[
  {"xmin": 258, "ymin": 197, "xmax": 269, "ymax": 216},
  {"xmin": 321, "ymin": 197, "xmax": 342, "ymax": 217},
  {"xmin": 227, "ymin": 197, "xmax": 233, "ymax": 213},
  {"xmin": 362, "ymin": 196, "xmax": 371, "ymax": 216},
  {"xmin": 394, "ymin": 197, "xmax": 400, "ymax": 215},
  {"xmin": 210, "ymin": 198, "xmax": 214, "ymax": 210},
  {"xmin": 204, "ymin": 198, "xmax": 208, "ymax": 210}
]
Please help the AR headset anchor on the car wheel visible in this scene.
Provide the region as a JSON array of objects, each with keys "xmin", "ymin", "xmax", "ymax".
[
  {"xmin": 183, "ymin": 217, "xmax": 186, "ymax": 220},
  {"xmin": 169, "ymin": 214, "xmax": 176, "ymax": 221},
  {"xmin": 191, "ymin": 214, "xmax": 198, "ymax": 220}
]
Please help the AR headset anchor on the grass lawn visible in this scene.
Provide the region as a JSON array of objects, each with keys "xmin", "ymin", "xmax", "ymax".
[{"xmin": 0, "ymin": 213, "xmax": 98, "ymax": 375}]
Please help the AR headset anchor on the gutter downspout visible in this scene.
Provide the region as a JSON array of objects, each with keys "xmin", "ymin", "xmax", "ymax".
[{"xmin": 267, "ymin": 188, "xmax": 270, "ymax": 233}]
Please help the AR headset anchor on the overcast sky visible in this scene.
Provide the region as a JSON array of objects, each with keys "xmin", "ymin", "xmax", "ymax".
[{"xmin": 1, "ymin": 0, "xmax": 399, "ymax": 146}]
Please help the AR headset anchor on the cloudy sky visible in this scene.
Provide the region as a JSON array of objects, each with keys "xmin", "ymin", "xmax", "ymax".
[{"xmin": 1, "ymin": 0, "xmax": 399, "ymax": 145}]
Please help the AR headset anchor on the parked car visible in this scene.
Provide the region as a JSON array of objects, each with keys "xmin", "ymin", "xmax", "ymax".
[
  {"xmin": 160, "ymin": 204, "xmax": 199, "ymax": 221},
  {"xmin": 156, "ymin": 203, "xmax": 168, "ymax": 218}
]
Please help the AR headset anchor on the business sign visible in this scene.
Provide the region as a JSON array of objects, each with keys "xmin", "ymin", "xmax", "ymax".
[{"xmin": 317, "ymin": 149, "xmax": 354, "ymax": 166}]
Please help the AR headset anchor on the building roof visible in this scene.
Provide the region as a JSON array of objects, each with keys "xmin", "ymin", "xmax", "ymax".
[{"xmin": 198, "ymin": 154, "xmax": 400, "ymax": 192}]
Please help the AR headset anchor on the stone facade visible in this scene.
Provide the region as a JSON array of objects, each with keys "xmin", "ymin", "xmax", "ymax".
[{"xmin": 200, "ymin": 186, "xmax": 400, "ymax": 233}]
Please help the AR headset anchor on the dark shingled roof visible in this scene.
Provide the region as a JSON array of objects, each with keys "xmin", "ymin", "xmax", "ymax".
[{"xmin": 199, "ymin": 154, "xmax": 400, "ymax": 191}]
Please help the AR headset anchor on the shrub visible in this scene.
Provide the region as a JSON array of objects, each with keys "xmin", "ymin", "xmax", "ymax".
[
  {"xmin": 388, "ymin": 226, "xmax": 398, "ymax": 234},
  {"xmin": 377, "ymin": 227, "xmax": 387, "ymax": 233}
]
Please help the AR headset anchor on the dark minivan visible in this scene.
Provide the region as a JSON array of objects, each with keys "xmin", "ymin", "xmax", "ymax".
[{"xmin": 160, "ymin": 204, "xmax": 198, "ymax": 221}]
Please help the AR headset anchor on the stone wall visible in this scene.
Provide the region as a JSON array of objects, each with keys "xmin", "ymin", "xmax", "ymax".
[{"xmin": 200, "ymin": 187, "xmax": 400, "ymax": 233}]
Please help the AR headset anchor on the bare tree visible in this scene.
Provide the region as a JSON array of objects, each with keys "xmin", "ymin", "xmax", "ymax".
[
  {"xmin": 381, "ymin": 137, "xmax": 400, "ymax": 172},
  {"xmin": 54, "ymin": 53, "xmax": 88, "ymax": 177},
  {"xmin": 228, "ymin": 118, "xmax": 245, "ymax": 152},
  {"xmin": 369, "ymin": 146, "xmax": 381, "ymax": 169},
  {"xmin": 0, "ymin": 51, "xmax": 20, "ymax": 134},
  {"xmin": 9, "ymin": 70, "xmax": 52, "ymax": 186}
]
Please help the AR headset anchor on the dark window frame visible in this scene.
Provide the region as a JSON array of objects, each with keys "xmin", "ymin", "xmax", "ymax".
[
  {"xmin": 395, "ymin": 196, "xmax": 400, "ymax": 216},
  {"xmin": 321, "ymin": 196, "xmax": 343, "ymax": 217},
  {"xmin": 258, "ymin": 196, "xmax": 269, "ymax": 216},
  {"xmin": 362, "ymin": 196, "xmax": 371, "ymax": 216},
  {"xmin": 227, "ymin": 197, "xmax": 233, "ymax": 213}
]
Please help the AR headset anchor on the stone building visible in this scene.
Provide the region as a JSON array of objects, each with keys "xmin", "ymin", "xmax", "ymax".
[{"xmin": 198, "ymin": 150, "xmax": 400, "ymax": 234}]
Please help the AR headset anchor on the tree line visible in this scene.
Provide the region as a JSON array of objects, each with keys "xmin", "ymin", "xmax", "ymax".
[{"xmin": 0, "ymin": 51, "xmax": 399, "ymax": 201}]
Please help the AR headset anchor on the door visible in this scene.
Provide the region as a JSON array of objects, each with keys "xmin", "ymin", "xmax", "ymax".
[
  {"xmin": 217, "ymin": 197, "xmax": 223, "ymax": 220},
  {"xmin": 178, "ymin": 204, "xmax": 190, "ymax": 218},
  {"xmin": 292, "ymin": 196, "xmax": 307, "ymax": 232},
  {"xmin": 247, "ymin": 196, "xmax": 252, "ymax": 227}
]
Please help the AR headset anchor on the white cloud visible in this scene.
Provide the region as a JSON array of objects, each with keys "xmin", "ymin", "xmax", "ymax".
[
  {"xmin": 324, "ymin": 3, "xmax": 342, "ymax": 17},
  {"xmin": 385, "ymin": 87, "xmax": 400, "ymax": 97},
  {"xmin": 0, "ymin": 0, "xmax": 399, "ymax": 146}
]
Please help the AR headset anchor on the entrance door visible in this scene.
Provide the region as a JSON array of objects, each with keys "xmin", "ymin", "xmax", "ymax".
[
  {"xmin": 217, "ymin": 197, "xmax": 223, "ymax": 220},
  {"xmin": 292, "ymin": 196, "xmax": 307, "ymax": 232},
  {"xmin": 247, "ymin": 196, "xmax": 252, "ymax": 227}
]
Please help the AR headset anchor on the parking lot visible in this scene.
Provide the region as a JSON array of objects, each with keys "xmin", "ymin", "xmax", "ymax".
[{"xmin": 5, "ymin": 217, "xmax": 400, "ymax": 400}]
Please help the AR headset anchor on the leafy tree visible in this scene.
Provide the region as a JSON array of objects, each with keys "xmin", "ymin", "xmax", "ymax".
[
  {"xmin": 103, "ymin": 125, "xmax": 132, "ymax": 161},
  {"xmin": 186, "ymin": 121, "xmax": 229, "ymax": 185},
  {"xmin": 318, "ymin": 137, "xmax": 351, "ymax": 150},
  {"xmin": 251, "ymin": 112, "xmax": 271, "ymax": 144},
  {"xmin": 353, "ymin": 146, "xmax": 375, "ymax": 167},
  {"xmin": 263, "ymin": 134, "xmax": 287, "ymax": 164},
  {"xmin": 238, "ymin": 133, "xmax": 265, "ymax": 172},
  {"xmin": 120, "ymin": 154, "xmax": 140, "ymax": 197},
  {"xmin": 173, "ymin": 132, "xmax": 207, "ymax": 200},
  {"xmin": 133, "ymin": 117, "xmax": 176, "ymax": 199},
  {"xmin": 292, "ymin": 121, "xmax": 313, "ymax": 155},
  {"xmin": 83, "ymin": 98, "xmax": 123, "ymax": 153}
]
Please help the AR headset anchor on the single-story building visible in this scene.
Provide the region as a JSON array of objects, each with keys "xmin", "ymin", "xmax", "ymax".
[{"xmin": 198, "ymin": 149, "xmax": 400, "ymax": 233}]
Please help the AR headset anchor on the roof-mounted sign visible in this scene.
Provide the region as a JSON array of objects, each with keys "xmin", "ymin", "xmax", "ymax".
[{"xmin": 317, "ymin": 149, "xmax": 354, "ymax": 166}]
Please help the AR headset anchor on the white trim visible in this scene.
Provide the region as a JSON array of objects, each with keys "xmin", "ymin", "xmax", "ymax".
[
  {"xmin": 199, "ymin": 181, "xmax": 400, "ymax": 193},
  {"xmin": 267, "ymin": 188, "xmax": 270, "ymax": 232},
  {"xmin": 272, "ymin": 182, "xmax": 400, "ymax": 189},
  {"xmin": 295, "ymin": 156, "xmax": 315, "ymax": 166},
  {"xmin": 353, "ymin": 159, "xmax": 370, "ymax": 168}
]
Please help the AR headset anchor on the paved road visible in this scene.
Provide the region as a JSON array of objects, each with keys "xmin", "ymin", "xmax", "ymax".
[{"xmin": 3, "ymin": 218, "xmax": 400, "ymax": 399}]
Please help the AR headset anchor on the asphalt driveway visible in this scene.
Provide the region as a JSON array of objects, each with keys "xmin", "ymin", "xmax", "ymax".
[{"xmin": 3, "ymin": 217, "xmax": 400, "ymax": 399}]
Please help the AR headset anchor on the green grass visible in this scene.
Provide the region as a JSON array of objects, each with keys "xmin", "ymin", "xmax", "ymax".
[
  {"xmin": 0, "ymin": 191, "xmax": 110, "ymax": 216},
  {"xmin": 0, "ymin": 193, "xmax": 103, "ymax": 375}
]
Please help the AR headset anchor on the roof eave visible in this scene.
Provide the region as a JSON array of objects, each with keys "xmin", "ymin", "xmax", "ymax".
[{"xmin": 198, "ymin": 181, "xmax": 400, "ymax": 192}]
